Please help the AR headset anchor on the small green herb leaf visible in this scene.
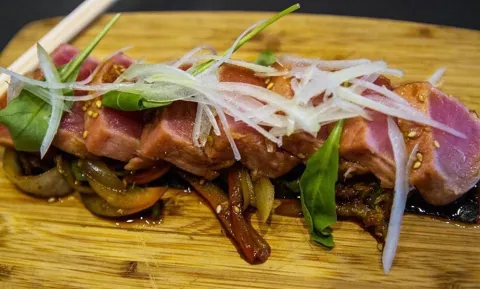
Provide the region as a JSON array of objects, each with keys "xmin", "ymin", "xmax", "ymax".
[
  {"xmin": 189, "ymin": 3, "xmax": 300, "ymax": 76},
  {"xmin": 102, "ymin": 90, "xmax": 172, "ymax": 111},
  {"xmin": 299, "ymin": 120, "xmax": 344, "ymax": 247},
  {"xmin": 0, "ymin": 90, "xmax": 49, "ymax": 151},
  {"xmin": 255, "ymin": 50, "xmax": 276, "ymax": 66}
]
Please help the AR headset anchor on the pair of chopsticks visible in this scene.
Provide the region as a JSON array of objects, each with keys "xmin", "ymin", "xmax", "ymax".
[{"xmin": 0, "ymin": 0, "xmax": 118, "ymax": 96}]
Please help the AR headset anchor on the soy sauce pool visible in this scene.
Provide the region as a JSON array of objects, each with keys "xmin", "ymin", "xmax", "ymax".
[{"xmin": 405, "ymin": 186, "xmax": 479, "ymax": 224}]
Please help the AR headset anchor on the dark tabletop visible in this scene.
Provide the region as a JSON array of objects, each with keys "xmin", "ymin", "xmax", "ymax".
[{"xmin": 1, "ymin": 0, "xmax": 479, "ymax": 52}]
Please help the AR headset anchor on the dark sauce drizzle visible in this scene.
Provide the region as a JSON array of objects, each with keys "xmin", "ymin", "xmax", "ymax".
[{"xmin": 405, "ymin": 185, "xmax": 479, "ymax": 224}]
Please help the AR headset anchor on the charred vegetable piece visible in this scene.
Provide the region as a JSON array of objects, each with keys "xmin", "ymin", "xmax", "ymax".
[
  {"xmin": 55, "ymin": 155, "xmax": 94, "ymax": 194},
  {"xmin": 124, "ymin": 164, "xmax": 171, "ymax": 185},
  {"xmin": 275, "ymin": 199, "xmax": 303, "ymax": 218},
  {"xmin": 80, "ymin": 193, "xmax": 159, "ymax": 217},
  {"xmin": 228, "ymin": 168, "xmax": 271, "ymax": 263},
  {"xmin": 253, "ymin": 177, "xmax": 275, "ymax": 223},
  {"xmin": 79, "ymin": 159, "xmax": 125, "ymax": 190},
  {"xmin": 71, "ymin": 161, "xmax": 87, "ymax": 182},
  {"xmin": 2, "ymin": 148, "xmax": 72, "ymax": 198},
  {"xmin": 80, "ymin": 159, "xmax": 167, "ymax": 210},
  {"xmin": 239, "ymin": 167, "xmax": 255, "ymax": 210},
  {"xmin": 180, "ymin": 171, "xmax": 271, "ymax": 264}
]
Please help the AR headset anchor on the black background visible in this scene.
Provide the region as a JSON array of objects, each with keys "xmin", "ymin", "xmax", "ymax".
[{"xmin": 1, "ymin": 0, "xmax": 479, "ymax": 51}]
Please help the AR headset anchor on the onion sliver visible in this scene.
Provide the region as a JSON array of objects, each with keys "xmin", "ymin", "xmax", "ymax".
[
  {"xmin": 382, "ymin": 117, "xmax": 418, "ymax": 274},
  {"xmin": 37, "ymin": 44, "xmax": 64, "ymax": 158},
  {"xmin": 350, "ymin": 79, "xmax": 410, "ymax": 105},
  {"xmin": 428, "ymin": 67, "xmax": 446, "ymax": 87},
  {"xmin": 172, "ymin": 45, "xmax": 217, "ymax": 68},
  {"xmin": 336, "ymin": 86, "xmax": 466, "ymax": 138}
]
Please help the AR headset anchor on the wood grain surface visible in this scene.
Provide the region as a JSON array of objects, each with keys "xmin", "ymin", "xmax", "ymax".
[{"xmin": 0, "ymin": 12, "xmax": 480, "ymax": 289}]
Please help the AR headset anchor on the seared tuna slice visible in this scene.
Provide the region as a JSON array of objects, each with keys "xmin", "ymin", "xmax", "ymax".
[
  {"xmin": 84, "ymin": 54, "xmax": 145, "ymax": 162},
  {"xmin": 204, "ymin": 115, "xmax": 300, "ymax": 178},
  {"xmin": 204, "ymin": 64, "xmax": 300, "ymax": 178},
  {"xmin": 339, "ymin": 113, "xmax": 395, "ymax": 187},
  {"xmin": 138, "ymin": 101, "xmax": 234, "ymax": 179},
  {"xmin": 395, "ymin": 82, "xmax": 480, "ymax": 205}
]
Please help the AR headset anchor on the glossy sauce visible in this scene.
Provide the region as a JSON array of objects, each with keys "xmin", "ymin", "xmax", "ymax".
[{"xmin": 405, "ymin": 186, "xmax": 479, "ymax": 224}]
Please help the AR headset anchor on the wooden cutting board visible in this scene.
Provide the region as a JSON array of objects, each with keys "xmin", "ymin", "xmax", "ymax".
[{"xmin": 1, "ymin": 12, "xmax": 480, "ymax": 289}]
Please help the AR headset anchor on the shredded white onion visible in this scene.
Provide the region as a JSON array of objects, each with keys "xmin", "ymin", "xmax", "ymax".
[
  {"xmin": 172, "ymin": 45, "xmax": 217, "ymax": 68},
  {"xmin": 278, "ymin": 55, "xmax": 372, "ymax": 70},
  {"xmin": 383, "ymin": 117, "xmax": 408, "ymax": 274},
  {"xmin": 37, "ymin": 44, "xmax": 64, "ymax": 158},
  {"xmin": 336, "ymin": 86, "xmax": 466, "ymax": 138},
  {"xmin": 7, "ymin": 77, "xmax": 24, "ymax": 103},
  {"xmin": 203, "ymin": 104, "xmax": 221, "ymax": 136},
  {"xmin": 192, "ymin": 102, "xmax": 206, "ymax": 147},
  {"xmin": 193, "ymin": 55, "xmax": 277, "ymax": 73},
  {"xmin": 382, "ymin": 68, "xmax": 404, "ymax": 78},
  {"xmin": 214, "ymin": 104, "xmax": 241, "ymax": 160},
  {"xmin": 350, "ymin": 79, "xmax": 410, "ymax": 105},
  {"xmin": 427, "ymin": 67, "xmax": 446, "ymax": 86}
]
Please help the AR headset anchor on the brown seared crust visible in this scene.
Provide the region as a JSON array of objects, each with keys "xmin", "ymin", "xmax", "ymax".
[{"xmin": 218, "ymin": 63, "xmax": 267, "ymax": 87}]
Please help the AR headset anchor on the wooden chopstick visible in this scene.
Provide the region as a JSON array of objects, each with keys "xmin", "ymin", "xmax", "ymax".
[{"xmin": 0, "ymin": 0, "xmax": 119, "ymax": 96}]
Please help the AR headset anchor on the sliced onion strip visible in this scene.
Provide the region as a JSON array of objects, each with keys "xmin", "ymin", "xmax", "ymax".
[
  {"xmin": 37, "ymin": 44, "xmax": 64, "ymax": 158},
  {"xmin": 427, "ymin": 67, "xmax": 446, "ymax": 87},
  {"xmin": 336, "ymin": 86, "xmax": 466, "ymax": 138}
]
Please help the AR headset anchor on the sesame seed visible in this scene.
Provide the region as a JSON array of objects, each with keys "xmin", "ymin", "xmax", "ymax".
[
  {"xmin": 265, "ymin": 78, "xmax": 271, "ymax": 84},
  {"xmin": 416, "ymin": 152, "xmax": 423, "ymax": 161},
  {"xmin": 74, "ymin": 180, "xmax": 79, "ymax": 186},
  {"xmin": 92, "ymin": 112, "xmax": 99, "ymax": 118},
  {"xmin": 413, "ymin": 161, "xmax": 422, "ymax": 169},
  {"xmin": 407, "ymin": 131, "xmax": 417, "ymax": 138},
  {"xmin": 95, "ymin": 100, "xmax": 102, "ymax": 108},
  {"xmin": 48, "ymin": 197, "xmax": 56, "ymax": 203},
  {"xmin": 82, "ymin": 106, "xmax": 87, "ymax": 111},
  {"xmin": 297, "ymin": 153, "xmax": 306, "ymax": 159},
  {"xmin": 434, "ymin": 140, "xmax": 440, "ymax": 148},
  {"xmin": 216, "ymin": 205, "xmax": 222, "ymax": 214},
  {"xmin": 199, "ymin": 179, "xmax": 206, "ymax": 185},
  {"xmin": 267, "ymin": 82, "xmax": 274, "ymax": 90},
  {"xmin": 82, "ymin": 131, "xmax": 88, "ymax": 138},
  {"xmin": 87, "ymin": 110, "xmax": 93, "ymax": 116},
  {"xmin": 233, "ymin": 206, "xmax": 241, "ymax": 213},
  {"xmin": 418, "ymin": 94, "xmax": 426, "ymax": 102}
]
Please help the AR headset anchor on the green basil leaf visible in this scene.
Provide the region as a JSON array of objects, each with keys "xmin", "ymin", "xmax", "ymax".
[
  {"xmin": 299, "ymin": 120, "xmax": 344, "ymax": 247},
  {"xmin": 0, "ymin": 90, "xmax": 49, "ymax": 151},
  {"xmin": 255, "ymin": 50, "xmax": 276, "ymax": 66}
]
